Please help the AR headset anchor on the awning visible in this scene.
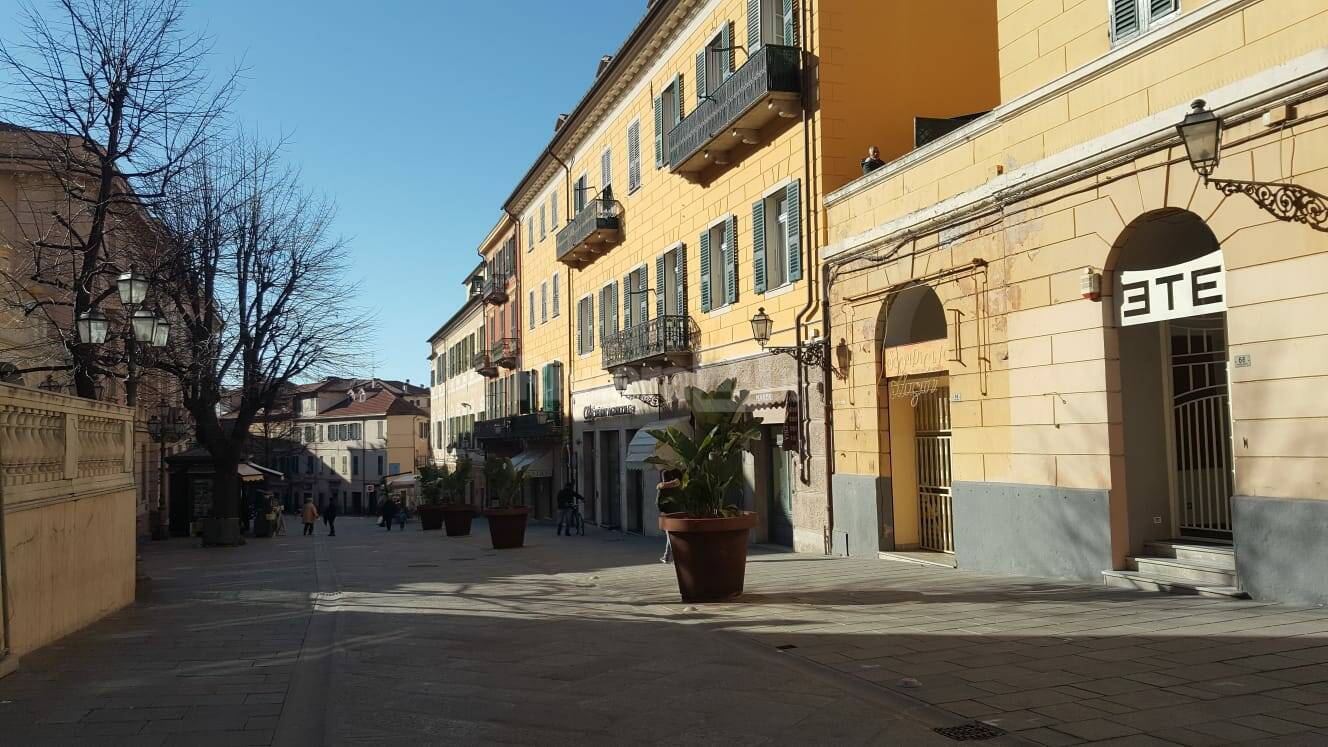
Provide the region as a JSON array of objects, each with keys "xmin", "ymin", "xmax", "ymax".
[
  {"xmin": 385, "ymin": 473, "xmax": 417, "ymax": 488},
  {"xmin": 245, "ymin": 462, "xmax": 284, "ymax": 479},
  {"xmin": 626, "ymin": 417, "xmax": 690, "ymax": 469},
  {"xmin": 512, "ymin": 450, "xmax": 553, "ymax": 478},
  {"xmin": 237, "ymin": 463, "xmax": 266, "ymax": 483}
]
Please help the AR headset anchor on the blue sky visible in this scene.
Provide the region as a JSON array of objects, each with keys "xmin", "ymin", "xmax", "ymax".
[{"xmin": 0, "ymin": 0, "xmax": 643, "ymax": 384}]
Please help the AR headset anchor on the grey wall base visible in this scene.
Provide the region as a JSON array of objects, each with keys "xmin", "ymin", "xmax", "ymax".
[
  {"xmin": 831, "ymin": 474, "xmax": 890, "ymax": 558},
  {"xmin": 953, "ymin": 481, "xmax": 1113, "ymax": 582},
  {"xmin": 1234, "ymin": 495, "xmax": 1328, "ymax": 607}
]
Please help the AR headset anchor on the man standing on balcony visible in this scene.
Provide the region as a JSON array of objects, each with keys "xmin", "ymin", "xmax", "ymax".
[{"xmin": 861, "ymin": 145, "xmax": 885, "ymax": 175}]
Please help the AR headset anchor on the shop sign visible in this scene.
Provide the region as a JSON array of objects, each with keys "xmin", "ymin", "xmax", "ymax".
[
  {"xmin": 881, "ymin": 338, "xmax": 948, "ymax": 381},
  {"xmin": 583, "ymin": 404, "xmax": 636, "ymax": 422},
  {"xmin": 1117, "ymin": 250, "xmax": 1225, "ymax": 326},
  {"xmin": 888, "ymin": 375, "xmax": 943, "ymax": 406}
]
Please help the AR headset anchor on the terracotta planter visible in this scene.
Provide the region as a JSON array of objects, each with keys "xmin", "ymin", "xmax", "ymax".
[
  {"xmin": 484, "ymin": 507, "xmax": 530, "ymax": 549},
  {"xmin": 418, "ymin": 504, "xmax": 445, "ymax": 531},
  {"xmin": 659, "ymin": 512, "xmax": 758, "ymax": 602},
  {"xmin": 441, "ymin": 505, "xmax": 477, "ymax": 536}
]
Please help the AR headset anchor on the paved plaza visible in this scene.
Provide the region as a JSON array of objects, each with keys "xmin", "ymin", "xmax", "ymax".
[{"xmin": 2, "ymin": 517, "xmax": 1327, "ymax": 745}]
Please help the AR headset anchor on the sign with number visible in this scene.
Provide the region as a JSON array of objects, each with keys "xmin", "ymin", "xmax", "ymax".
[{"xmin": 1117, "ymin": 250, "xmax": 1225, "ymax": 326}]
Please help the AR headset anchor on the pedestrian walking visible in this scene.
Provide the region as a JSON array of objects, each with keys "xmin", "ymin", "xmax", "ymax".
[
  {"xmin": 381, "ymin": 498, "xmax": 395, "ymax": 532},
  {"xmin": 324, "ymin": 500, "xmax": 338, "ymax": 536},
  {"xmin": 301, "ymin": 498, "xmax": 319, "ymax": 536},
  {"xmin": 396, "ymin": 505, "xmax": 408, "ymax": 530},
  {"xmin": 556, "ymin": 481, "xmax": 584, "ymax": 536}
]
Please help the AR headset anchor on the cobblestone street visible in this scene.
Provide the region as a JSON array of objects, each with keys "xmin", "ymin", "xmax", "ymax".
[{"xmin": 3, "ymin": 517, "xmax": 1328, "ymax": 745}]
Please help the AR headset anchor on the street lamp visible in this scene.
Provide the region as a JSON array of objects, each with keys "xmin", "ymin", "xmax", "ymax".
[
  {"xmin": 1176, "ymin": 99, "xmax": 1221, "ymax": 179},
  {"xmin": 147, "ymin": 405, "xmax": 187, "ymax": 540},
  {"xmin": 150, "ymin": 311, "xmax": 170, "ymax": 347},
  {"xmin": 750, "ymin": 307, "xmax": 774, "ymax": 348},
  {"xmin": 77, "ymin": 308, "xmax": 110, "ymax": 344},
  {"xmin": 612, "ymin": 368, "xmax": 630, "ymax": 392},
  {"xmin": 749, "ymin": 307, "xmax": 827, "ymax": 367},
  {"xmin": 130, "ymin": 309, "xmax": 160, "ymax": 343},
  {"xmin": 116, "ymin": 267, "xmax": 150, "ymax": 307},
  {"xmin": 79, "ymin": 267, "xmax": 170, "ymax": 405}
]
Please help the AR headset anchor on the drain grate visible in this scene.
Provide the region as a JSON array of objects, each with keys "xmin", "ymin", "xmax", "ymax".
[{"xmin": 934, "ymin": 722, "xmax": 1007, "ymax": 741}]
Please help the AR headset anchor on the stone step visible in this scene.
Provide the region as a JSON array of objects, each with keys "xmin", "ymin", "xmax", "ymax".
[
  {"xmin": 1128, "ymin": 555, "xmax": 1238, "ymax": 586},
  {"xmin": 1143, "ymin": 539, "xmax": 1236, "ymax": 568},
  {"xmin": 1102, "ymin": 569, "xmax": 1250, "ymax": 599}
]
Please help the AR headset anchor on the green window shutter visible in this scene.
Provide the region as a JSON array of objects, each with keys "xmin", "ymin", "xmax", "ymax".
[
  {"xmin": 695, "ymin": 50, "xmax": 707, "ymax": 105},
  {"xmin": 598, "ymin": 287, "xmax": 606, "ymax": 345},
  {"xmin": 722, "ymin": 22, "xmax": 734, "ymax": 75},
  {"xmin": 747, "ymin": 0, "xmax": 762, "ymax": 51},
  {"xmin": 653, "ymin": 95, "xmax": 664, "ymax": 168},
  {"xmin": 656, "ymin": 253, "xmax": 666, "ymax": 318},
  {"xmin": 623, "ymin": 272, "xmax": 633, "ymax": 329},
  {"xmin": 752, "ymin": 198, "xmax": 767, "ymax": 294},
  {"xmin": 637, "ymin": 265, "xmax": 649, "ymax": 324},
  {"xmin": 1149, "ymin": 0, "xmax": 1177, "ymax": 19},
  {"xmin": 782, "ymin": 0, "xmax": 797, "ymax": 46},
  {"xmin": 675, "ymin": 74, "xmax": 684, "ymax": 120},
  {"xmin": 576, "ymin": 299, "xmax": 584, "ymax": 354},
  {"xmin": 786, "ymin": 180, "xmax": 802, "ymax": 282},
  {"xmin": 1111, "ymin": 0, "xmax": 1139, "ymax": 42},
  {"xmin": 610, "ymin": 282, "xmax": 619, "ymax": 334},
  {"xmin": 724, "ymin": 215, "xmax": 738, "ymax": 305},
  {"xmin": 677, "ymin": 243, "xmax": 688, "ymax": 314},
  {"xmin": 552, "ymin": 362, "xmax": 563, "ymax": 412},
  {"xmin": 699, "ymin": 230, "xmax": 712, "ymax": 313}
]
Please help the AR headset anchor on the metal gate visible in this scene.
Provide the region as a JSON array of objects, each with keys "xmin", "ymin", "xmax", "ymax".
[
  {"xmin": 915, "ymin": 382, "xmax": 953, "ymax": 553},
  {"xmin": 1168, "ymin": 314, "xmax": 1234, "ymax": 538}
]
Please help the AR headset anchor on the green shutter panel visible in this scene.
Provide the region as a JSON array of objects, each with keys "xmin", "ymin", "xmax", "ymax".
[
  {"xmin": 1111, "ymin": 0, "xmax": 1139, "ymax": 41},
  {"xmin": 656, "ymin": 254, "xmax": 666, "ymax": 317},
  {"xmin": 786, "ymin": 180, "xmax": 802, "ymax": 282},
  {"xmin": 598, "ymin": 288, "xmax": 606, "ymax": 345},
  {"xmin": 747, "ymin": 0, "xmax": 761, "ymax": 51},
  {"xmin": 695, "ymin": 50, "xmax": 707, "ymax": 105},
  {"xmin": 675, "ymin": 74, "xmax": 684, "ymax": 119},
  {"xmin": 678, "ymin": 244, "xmax": 688, "ymax": 314},
  {"xmin": 623, "ymin": 272, "xmax": 633, "ymax": 329},
  {"xmin": 637, "ymin": 265, "xmax": 649, "ymax": 323},
  {"xmin": 576, "ymin": 299, "xmax": 583, "ymax": 354},
  {"xmin": 611, "ymin": 282, "xmax": 619, "ymax": 334},
  {"xmin": 1149, "ymin": 0, "xmax": 1177, "ymax": 19},
  {"xmin": 724, "ymin": 215, "xmax": 738, "ymax": 305},
  {"xmin": 752, "ymin": 198, "xmax": 767, "ymax": 294},
  {"xmin": 782, "ymin": 0, "xmax": 797, "ymax": 46},
  {"xmin": 699, "ymin": 230, "xmax": 712, "ymax": 312},
  {"xmin": 653, "ymin": 95, "xmax": 664, "ymax": 168},
  {"xmin": 722, "ymin": 22, "xmax": 734, "ymax": 75}
]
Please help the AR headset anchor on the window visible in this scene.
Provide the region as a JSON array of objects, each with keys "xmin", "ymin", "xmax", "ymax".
[
  {"xmin": 303, "ymin": 426, "xmax": 314, "ymax": 443},
  {"xmin": 341, "ymin": 456, "xmax": 348, "ymax": 474},
  {"xmin": 748, "ymin": 0, "xmax": 797, "ymax": 51},
  {"xmin": 317, "ymin": 425, "xmax": 324, "ymax": 442},
  {"xmin": 699, "ymin": 216, "xmax": 737, "ymax": 311},
  {"xmin": 598, "ymin": 282, "xmax": 618, "ymax": 345},
  {"xmin": 376, "ymin": 420, "xmax": 384, "ymax": 439},
  {"xmin": 529, "ymin": 290, "xmax": 536, "ymax": 329},
  {"xmin": 623, "ymin": 265, "xmax": 648, "ymax": 329},
  {"xmin": 540, "ymin": 202, "xmax": 546, "ymax": 239},
  {"xmin": 653, "ymin": 77, "xmax": 683, "ymax": 169},
  {"xmin": 697, "ymin": 25, "xmax": 735, "ymax": 104},
  {"xmin": 350, "ymin": 422, "xmax": 360, "ymax": 440},
  {"xmin": 541, "ymin": 281, "xmax": 548, "ymax": 323},
  {"xmin": 306, "ymin": 455, "xmax": 315, "ymax": 473},
  {"xmin": 390, "ymin": 463, "xmax": 401, "ymax": 476},
  {"xmin": 551, "ymin": 189, "xmax": 559, "ymax": 229},
  {"xmin": 627, "ymin": 121, "xmax": 642, "ymax": 193},
  {"xmin": 656, "ymin": 244, "xmax": 687, "ymax": 317},
  {"xmin": 352, "ymin": 455, "xmax": 360, "ymax": 476},
  {"xmin": 419, "ymin": 421, "xmax": 428, "ymax": 439},
  {"xmin": 577, "ymin": 295, "xmax": 595, "ymax": 354},
  {"xmin": 542, "ymin": 362, "xmax": 564, "ymax": 414},
  {"xmin": 377, "ymin": 455, "xmax": 384, "ymax": 475},
  {"xmin": 601, "ymin": 148, "xmax": 612, "ymax": 195},
  {"xmin": 753, "ymin": 181, "xmax": 801, "ymax": 293},
  {"xmin": 528, "ymin": 217, "xmax": 535, "ymax": 249},
  {"xmin": 1110, "ymin": 0, "xmax": 1179, "ymax": 45},
  {"xmin": 552, "ymin": 273, "xmax": 561, "ymax": 316},
  {"xmin": 574, "ymin": 174, "xmax": 588, "ymax": 212}
]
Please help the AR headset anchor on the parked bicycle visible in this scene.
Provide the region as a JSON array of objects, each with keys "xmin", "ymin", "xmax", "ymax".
[{"xmin": 556, "ymin": 483, "xmax": 586, "ymax": 537}]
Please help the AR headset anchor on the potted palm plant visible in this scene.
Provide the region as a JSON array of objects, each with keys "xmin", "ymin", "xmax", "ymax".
[
  {"xmin": 417, "ymin": 464, "xmax": 448, "ymax": 531},
  {"xmin": 647, "ymin": 379, "xmax": 761, "ymax": 602},
  {"xmin": 482, "ymin": 456, "xmax": 530, "ymax": 549},
  {"xmin": 438, "ymin": 458, "xmax": 476, "ymax": 536}
]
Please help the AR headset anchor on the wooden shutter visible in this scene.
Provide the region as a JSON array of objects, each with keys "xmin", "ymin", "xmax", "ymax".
[
  {"xmin": 637, "ymin": 265, "xmax": 649, "ymax": 324},
  {"xmin": 551, "ymin": 362, "xmax": 564, "ymax": 412},
  {"xmin": 699, "ymin": 230, "xmax": 712, "ymax": 312},
  {"xmin": 747, "ymin": 0, "xmax": 761, "ymax": 51},
  {"xmin": 628, "ymin": 121, "xmax": 641, "ymax": 191},
  {"xmin": 722, "ymin": 21, "xmax": 734, "ymax": 75},
  {"xmin": 782, "ymin": 0, "xmax": 797, "ymax": 46},
  {"xmin": 752, "ymin": 197, "xmax": 767, "ymax": 294},
  {"xmin": 724, "ymin": 215, "xmax": 738, "ymax": 306},
  {"xmin": 695, "ymin": 49, "xmax": 708, "ymax": 105},
  {"xmin": 786, "ymin": 180, "xmax": 802, "ymax": 282},
  {"xmin": 1111, "ymin": 0, "xmax": 1140, "ymax": 42},
  {"xmin": 674, "ymin": 74, "xmax": 684, "ymax": 120},
  {"xmin": 1149, "ymin": 0, "xmax": 1177, "ymax": 20},
  {"xmin": 551, "ymin": 190, "xmax": 558, "ymax": 229},
  {"xmin": 677, "ymin": 243, "xmax": 688, "ymax": 315},
  {"xmin": 576, "ymin": 298, "xmax": 584, "ymax": 354},
  {"xmin": 598, "ymin": 287, "xmax": 607, "ymax": 345},
  {"xmin": 653, "ymin": 95, "xmax": 664, "ymax": 168},
  {"xmin": 602, "ymin": 148, "xmax": 612, "ymax": 191},
  {"xmin": 518, "ymin": 371, "xmax": 532, "ymax": 414},
  {"xmin": 610, "ymin": 282, "xmax": 619, "ymax": 334},
  {"xmin": 552, "ymin": 273, "xmax": 560, "ymax": 316},
  {"xmin": 656, "ymin": 253, "xmax": 666, "ymax": 317},
  {"xmin": 623, "ymin": 271, "xmax": 634, "ymax": 329}
]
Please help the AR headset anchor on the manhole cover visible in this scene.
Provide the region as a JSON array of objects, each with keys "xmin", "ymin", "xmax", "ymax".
[{"xmin": 934, "ymin": 722, "xmax": 1007, "ymax": 741}]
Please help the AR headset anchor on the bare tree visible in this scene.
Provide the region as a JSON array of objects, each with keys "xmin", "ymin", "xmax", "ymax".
[
  {"xmin": 0, "ymin": 0, "xmax": 234, "ymax": 399},
  {"xmin": 145, "ymin": 136, "xmax": 368, "ymax": 541}
]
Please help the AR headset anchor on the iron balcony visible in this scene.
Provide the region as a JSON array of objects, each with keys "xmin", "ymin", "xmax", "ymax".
[
  {"xmin": 556, "ymin": 196, "xmax": 623, "ymax": 268},
  {"xmin": 668, "ymin": 44, "xmax": 801, "ymax": 177},
  {"xmin": 481, "ymin": 272, "xmax": 509, "ymax": 305},
  {"xmin": 491, "ymin": 338, "xmax": 519, "ymax": 369},
  {"xmin": 472, "ymin": 350, "xmax": 498, "ymax": 378},
  {"xmin": 602, "ymin": 315, "xmax": 698, "ymax": 370},
  {"xmin": 474, "ymin": 411, "xmax": 564, "ymax": 442}
]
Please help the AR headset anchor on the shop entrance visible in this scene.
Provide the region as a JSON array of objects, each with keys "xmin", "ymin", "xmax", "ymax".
[
  {"xmin": 767, "ymin": 427, "xmax": 794, "ymax": 547},
  {"xmin": 602, "ymin": 430, "xmax": 622, "ymax": 529},
  {"xmin": 1167, "ymin": 314, "xmax": 1234, "ymax": 538},
  {"xmin": 914, "ymin": 384, "xmax": 953, "ymax": 552}
]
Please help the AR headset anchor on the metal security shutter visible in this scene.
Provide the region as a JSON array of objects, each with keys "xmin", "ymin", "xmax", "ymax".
[
  {"xmin": 752, "ymin": 198, "xmax": 767, "ymax": 294},
  {"xmin": 747, "ymin": 0, "xmax": 761, "ymax": 51},
  {"xmin": 723, "ymin": 215, "xmax": 738, "ymax": 306},
  {"xmin": 656, "ymin": 253, "xmax": 666, "ymax": 318},
  {"xmin": 699, "ymin": 230, "xmax": 712, "ymax": 312},
  {"xmin": 1111, "ymin": 0, "xmax": 1140, "ymax": 42},
  {"xmin": 653, "ymin": 95, "xmax": 664, "ymax": 168},
  {"xmin": 786, "ymin": 180, "xmax": 802, "ymax": 282}
]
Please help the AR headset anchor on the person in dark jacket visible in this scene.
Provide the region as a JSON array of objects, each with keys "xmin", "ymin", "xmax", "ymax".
[
  {"xmin": 324, "ymin": 500, "xmax": 338, "ymax": 536},
  {"xmin": 556, "ymin": 482, "xmax": 584, "ymax": 536},
  {"xmin": 657, "ymin": 469, "xmax": 683, "ymax": 564},
  {"xmin": 861, "ymin": 145, "xmax": 886, "ymax": 175},
  {"xmin": 380, "ymin": 498, "xmax": 395, "ymax": 531}
]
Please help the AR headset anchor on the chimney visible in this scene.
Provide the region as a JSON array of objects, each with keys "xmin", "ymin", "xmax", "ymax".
[{"xmin": 555, "ymin": 113, "xmax": 569, "ymax": 132}]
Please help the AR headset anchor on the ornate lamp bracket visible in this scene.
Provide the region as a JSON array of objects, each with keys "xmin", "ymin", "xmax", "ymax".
[
  {"xmin": 1208, "ymin": 178, "xmax": 1328, "ymax": 232},
  {"xmin": 766, "ymin": 339, "xmax": 829, "ymax": 368},
  {"xmin": 622, "ymin": 393, "xmax": 664, "ymax": 408}
]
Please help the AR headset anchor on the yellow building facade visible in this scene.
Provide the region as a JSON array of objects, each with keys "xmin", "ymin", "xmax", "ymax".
[{"xmin": 822, "ymin": 0, "xmax": 1328, "ymax": 604}]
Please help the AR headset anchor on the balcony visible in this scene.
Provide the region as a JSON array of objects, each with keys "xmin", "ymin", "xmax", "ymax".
[
  {"xmin": 475, "ymin": 411, "xmax": 564, "ymax": 443},
  {"xmin": 491, "ymin": 338, "xmax": 519, "ymax": 369},
  {"xmin": 668, "ymin": 44, "xmax": 801, "ymax": 178},
  {"xmin": 556, "ymin": 196, "xmax": 623, "ymax": 268},
  {"xmin": 472, "ymin": 350, "xmax": 497, "ymax": 378},
  {"xmin": 481, "ymin": 272, "xmax": 508, "ymax": 305},
  {"xmin": 602, "ymin": 315, "xmax": 698, "ymax": 370}
]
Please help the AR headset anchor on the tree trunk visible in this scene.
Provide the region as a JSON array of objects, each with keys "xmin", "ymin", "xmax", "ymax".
[{"xmin": 210, "ymin": 457, "xmax": 241, "ymax": 519}]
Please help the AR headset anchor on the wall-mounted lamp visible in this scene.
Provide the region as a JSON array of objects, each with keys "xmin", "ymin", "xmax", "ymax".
[{"xmin": 750, "ymin": 307, "xmax": 827, "ymax": 367}]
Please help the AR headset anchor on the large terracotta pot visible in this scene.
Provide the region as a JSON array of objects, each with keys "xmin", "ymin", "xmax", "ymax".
[
  {"xmin": 484, "ymin": 507, "xmax": 530, "ymax": 549},
  {"xmin": 659, "ymin": 512, "xmax": 758, "ymax": 602},
  {"xmin": 418, "ymin": 504, "xmax": 445, "ymax": 531},
  {"xmin": 442, "ymin": 505, "xmax": 477, "ymax": 536}
]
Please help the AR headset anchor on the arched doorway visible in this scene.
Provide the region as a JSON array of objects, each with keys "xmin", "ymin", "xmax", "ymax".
[
  {"xmin": 1109, "ymin": 209, "xmax": 1233, "ymax": 549},
  {"xmin": 877, "ymin": 284, "xmax": 954, "ymax": 554}
]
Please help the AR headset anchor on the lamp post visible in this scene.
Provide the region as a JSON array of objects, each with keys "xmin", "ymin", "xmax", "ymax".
[
  {"xmin": 1178, "ymin": 99, "xmax": 1328, "ymax": 232},
  {"xmin": 146, "ymin": 405, "xmax": 186, "ymax": 540},
  {"xmin": 76, "ymin": 266, "xmax": 170, "ymax": 405},
  {"xmin": 749, "ymin": 307, "xmax": 828, "ymax": 367}
]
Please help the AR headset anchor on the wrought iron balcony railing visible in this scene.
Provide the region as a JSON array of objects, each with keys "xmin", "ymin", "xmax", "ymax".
[
  {"xmin": 491, "ymin": 337, "xmax": 519, "ymax": 369},
  {"xmin": 474, "ymin": 411, "xmax": 564, "ymax": 442},
  {"xmin": 668, "ymin": 44, "xmax": 801, "ymax": 177},
  {"xmin": 481, "ymin": 271, "xmax": 509, "ymax": 305},
  {"xmin": 472, "ymin": 350, "xmax": 497, "ymax": 378},
  {"xmin": 602, "ymin": 315, "xmax": 698, "ymax": 370},
  {"xmin": 556, "ymin": 196, "xmax": 623, "ymax": 268}
]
